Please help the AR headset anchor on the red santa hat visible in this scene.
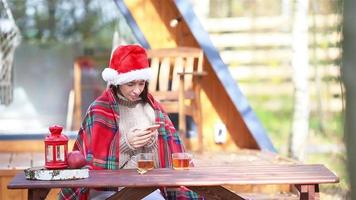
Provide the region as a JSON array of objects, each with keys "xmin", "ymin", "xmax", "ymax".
[{"xmin": 102, "ymin": 45, "xmax": 152, "ymax": 85}]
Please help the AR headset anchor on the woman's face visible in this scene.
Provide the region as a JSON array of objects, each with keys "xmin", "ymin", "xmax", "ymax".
[{"xmin": 119, "ymin": 80, "xmax": 146, "ymax": 101}]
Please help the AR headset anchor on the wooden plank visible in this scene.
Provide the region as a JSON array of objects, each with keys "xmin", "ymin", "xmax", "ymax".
[
  {"xmin": 230, "ymin": 65, "xmax": 340, "ymax": 81},
  {"xmin": 148, "ymin": 57, "xmax": 160, "ymax": 91},
  {"xmin": 31, "ymin": 152, "xmax": 45, "ymax": 167},
  {"xmin": 208, "ymin": 32, "xmax": 341, "ymax": 48},
  {"xmin": 0, "ymin": 140, "xmax": 45, "ymax": 152},
  {"xmin": 0, "ymin": 169, "xmax": 19, "ymax": 176},
  {"xmin": 73, "ymin": 61, "xmax": 82, "ymax": 130},
  {"xmin": 171, "ymin": 57, "xmax": 183, "ymax": 91},
  {"xmin": 159, "ymin": 57, "xmax": 171, "ymax": 92},
  {"xmin": 202, "ymin": 15, "xmax": 341, "ymax": 33},
  {"xmin": 28, "ymin": 188, "xmax": 50, "ymax": 200},
  {"xmin": 192, "ymin": 150, "xmax": 297, "ymax": 167},
  {"xmin": 0, "ymin": 153, "xmax": 11, "ymax": 169},
  {"xmin": 9, "ymin": 153, "xmax": 32, "ymax": 169},
  {"xmin": 47, "ymin": 189, "xmax": 61, "ymax": 200},
  {"xmin": 296, "ymin": 184, "xmax": 320, "ymax": 200},
  {"xmin": 184, "ymin": 57, "xmax": 194, "ymax": 90},
  {"xmin": 147, "ymin": 47, "xmax": 206, "ymax": 57},
  {"xmin": 0, "ymin": 140, "xmax": 75, "ymax": 153},
  {"xmin": 238, "ymin": 192, "xmax": 299, "ymax": 200},
  {"xmin": 1, "ymin": 176, "xmax": 27, "ymax": 200},
  {"xmin": 123, "ymin": 0, "xmax": 177, "ymax": 48},
  {"xmin": 237, "ymin": 82, "xmax": 341, "ymax": 96},
  {"xmin": 225, "ymin": 184, "xmax": 292, "ymax": 195},
  {"xmin": 219, "ymin": 48, "xmax": 340, "ymax": 65}
]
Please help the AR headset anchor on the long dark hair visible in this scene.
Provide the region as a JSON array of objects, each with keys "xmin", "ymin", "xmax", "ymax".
[{"xmin": 110, "ymin": 82, "xmax": 149, "ymax": 103}]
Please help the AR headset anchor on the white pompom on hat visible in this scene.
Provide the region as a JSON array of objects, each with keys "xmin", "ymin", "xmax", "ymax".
[{"xmin": 102, "ymin": 45, "xmax": 152, "ymax": 85}]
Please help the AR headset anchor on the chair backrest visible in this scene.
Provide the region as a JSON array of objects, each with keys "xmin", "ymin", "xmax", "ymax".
[
  {"xmin": 148, "ymin": 47, "xmax": 205, "ymax": 150},
  {"xmin": 147, "ymin": 47, "xmax": 204, "ymax": 103}
]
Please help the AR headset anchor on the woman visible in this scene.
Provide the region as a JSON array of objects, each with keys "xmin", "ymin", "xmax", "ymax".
[{"xmin": 58, "ymin": 45, "xmax": 201, "ymax": 200}]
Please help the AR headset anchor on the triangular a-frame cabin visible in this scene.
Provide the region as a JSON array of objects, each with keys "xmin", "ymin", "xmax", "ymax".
[{"xmin": 114, "ymin": 0, "xmax": 275, "ymax": 152}]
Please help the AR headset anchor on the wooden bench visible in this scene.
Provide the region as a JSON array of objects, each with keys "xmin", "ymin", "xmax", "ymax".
[{"xmin": 0, "ymin": 138, "xmax": 76, "ymax": 200}]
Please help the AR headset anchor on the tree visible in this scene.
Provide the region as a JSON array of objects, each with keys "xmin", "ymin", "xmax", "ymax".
[
  {"xmin": 289, "ymin": 0, "xmax": 310, "ymax": 160},
  {"xmin": 7, "ymin": 0, "xmax": 119, "ymax": 45},
  {"xmin": 341, "ymin": 0, "xmax": 356, "ymax": 198}
]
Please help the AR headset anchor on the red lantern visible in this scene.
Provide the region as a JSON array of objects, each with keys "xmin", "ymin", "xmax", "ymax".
[{"xmin": 45, "ymin": 125, "xmax": 68, "ymax": 169}]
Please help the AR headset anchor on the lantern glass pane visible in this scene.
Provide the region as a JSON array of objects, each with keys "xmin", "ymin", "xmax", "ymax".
[
  {"xmin": 56, "ymin": 145, "xmax": 65, "ymax": 161},
  {"xmin": 46, "ymin": 145, "xmax": 53, "ymax": 162}
]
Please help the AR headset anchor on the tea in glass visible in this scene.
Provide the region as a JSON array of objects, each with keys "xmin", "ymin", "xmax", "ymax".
[
  {"xmin": 137, "ymin": 153, "xmax": 154, "ymax": 171},
  {"xmin": 172, "ymin": 153, "xmax": 192, "ymax": 170}
]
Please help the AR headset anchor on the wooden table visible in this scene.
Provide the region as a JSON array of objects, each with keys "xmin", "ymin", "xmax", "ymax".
[{"xmin": 7, "ymin": 164, "xmax": 339, "ymax": 200}]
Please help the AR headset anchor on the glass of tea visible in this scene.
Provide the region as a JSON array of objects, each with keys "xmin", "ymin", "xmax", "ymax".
[
  {"xmin": 137, "ymin": 153, "xmax": 154, "ymax": 171},
  {"xmin": 172, "ymin": 152, "xmax": 192, "ymax": 170}
]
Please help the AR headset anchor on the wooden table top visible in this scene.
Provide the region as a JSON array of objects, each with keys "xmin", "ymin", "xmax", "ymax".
[{"xmin": 7, "ymin": 164, "xmax": 339, "ymax": 190}]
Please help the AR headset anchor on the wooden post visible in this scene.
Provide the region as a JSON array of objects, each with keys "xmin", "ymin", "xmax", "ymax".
[
  {"xmin": 179, "ymin": 72, "xmax": 188, "ymax": 149},
  {"xmin": 73, "ymin": 61, "xmax": 82, "ymax": 130}
]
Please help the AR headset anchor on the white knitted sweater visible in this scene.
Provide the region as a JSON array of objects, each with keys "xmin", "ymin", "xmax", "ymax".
[{"xmin": 116, "ymin": 93, "xmax": 159, "ymax": 169}]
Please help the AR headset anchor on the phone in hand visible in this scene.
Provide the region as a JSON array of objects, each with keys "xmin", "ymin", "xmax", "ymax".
[{"xmin": 144, "ymin": 123, "xmax": 162, "ymax": 131}]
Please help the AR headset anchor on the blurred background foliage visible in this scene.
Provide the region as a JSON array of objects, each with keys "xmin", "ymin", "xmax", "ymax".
[{"xmin": 2, "ymin": 0, "xmax": 347, "ymax": 198}]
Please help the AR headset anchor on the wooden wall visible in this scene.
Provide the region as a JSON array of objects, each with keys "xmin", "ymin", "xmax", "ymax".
[
  {"xmin": 0, "ymin": 140, "xmax": 76, "ymax": 153},
  {"xmin": 0, "ymin": 170, "xmax": 27, "ymax": 200}
]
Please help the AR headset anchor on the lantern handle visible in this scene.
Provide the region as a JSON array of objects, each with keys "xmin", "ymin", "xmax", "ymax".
[{"xmin": 49, "ymin": 125, "xmax": 63, "ymax": 135}]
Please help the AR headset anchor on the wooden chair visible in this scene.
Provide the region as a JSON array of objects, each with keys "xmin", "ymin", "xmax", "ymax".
[{"xmin": 147, "ymin": 47, "xmax": 206, "ymax": 151}]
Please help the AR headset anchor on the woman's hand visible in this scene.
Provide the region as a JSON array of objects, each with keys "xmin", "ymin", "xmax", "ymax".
[{"xmin": 127, "ymin": 128, "xmax": 157, "ymax": 149}]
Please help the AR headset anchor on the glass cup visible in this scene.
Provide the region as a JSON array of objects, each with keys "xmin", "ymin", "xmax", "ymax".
[
  {"xmin": 172, "ymin": 152, "xmax": 192, "ymax": 170},
  {"xmin": 137, "ymin": 153, "xmax": 154, "ymax": 171}
]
